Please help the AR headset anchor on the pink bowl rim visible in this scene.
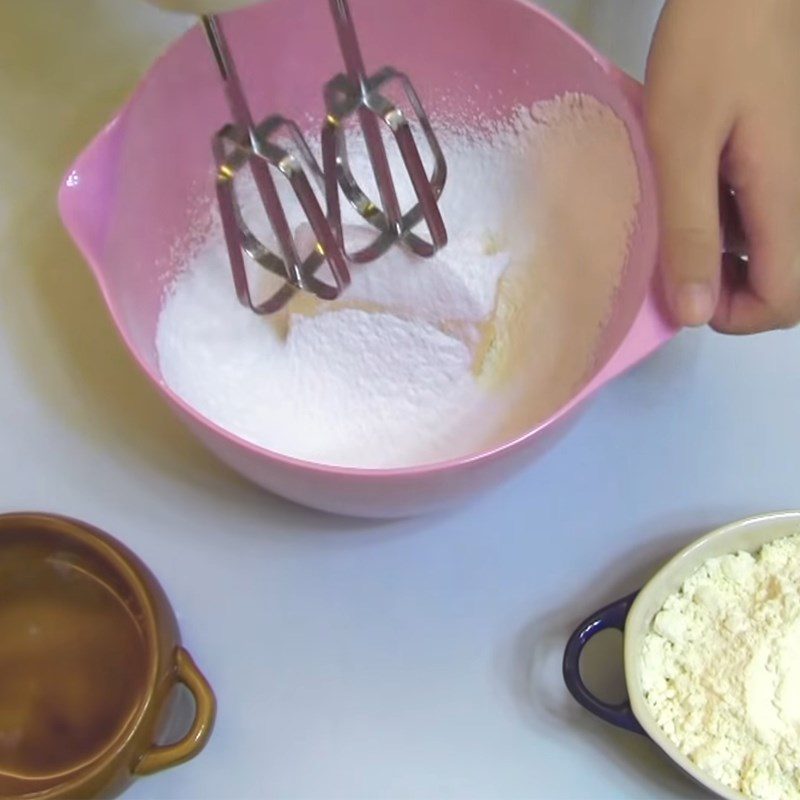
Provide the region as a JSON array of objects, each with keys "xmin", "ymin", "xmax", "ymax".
[{"xmin": 60, "ymin": 0, "xmax": 661, "ymax": 482}]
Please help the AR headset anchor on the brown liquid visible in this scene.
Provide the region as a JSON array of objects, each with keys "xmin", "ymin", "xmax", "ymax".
[{"xmin": 0, "ymin": 541, "xmax": 148, "ymax": 778}]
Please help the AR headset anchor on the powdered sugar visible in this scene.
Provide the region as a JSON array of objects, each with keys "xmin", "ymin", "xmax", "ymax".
[
  {"xmin": 156, "ymin": 93, "xmax": 639, "ymax": 468},
  {"xmin": 288, "ymin": 225, "xmax": 511, "ymax": 327},
  {"xmin": 157, "ymin": 262, "xmax": 493, "ymax": 466}
]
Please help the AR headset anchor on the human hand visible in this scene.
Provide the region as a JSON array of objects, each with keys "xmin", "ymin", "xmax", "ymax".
[{"xmin": 645, "ymin": 0, "xmax": 800, "ymax": 333}]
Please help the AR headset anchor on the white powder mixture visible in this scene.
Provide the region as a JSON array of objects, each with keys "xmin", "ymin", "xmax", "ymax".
[
  {"xmin": 156, "ymin": 94, "xmax": 639, "ymax": 468},
  {"xmin": 641, "ymin": 533, "xmax": 800, "ymax": 800}
]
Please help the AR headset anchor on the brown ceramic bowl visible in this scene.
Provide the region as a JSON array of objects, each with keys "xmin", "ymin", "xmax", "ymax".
[{"xmin": 0, "ymin": 512, "xmax": 216, "ymax": 799}]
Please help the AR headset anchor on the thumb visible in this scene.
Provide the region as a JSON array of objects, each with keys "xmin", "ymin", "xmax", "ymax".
[
  {"xmin": 646, "ymin": 118, "xmax": 724, "ymax": 327},
  {"xmin": 644, "ymin": 7, "xmax": 729, "ymax": 328}
]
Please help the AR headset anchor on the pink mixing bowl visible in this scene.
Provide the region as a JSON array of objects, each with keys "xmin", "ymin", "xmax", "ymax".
[{"xmin": 59, "ymin": 0, "xmax": 677, "ymax": 518}]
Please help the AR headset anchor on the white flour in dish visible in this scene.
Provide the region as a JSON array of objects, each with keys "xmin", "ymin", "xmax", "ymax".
[
  {"xmin": 156, "ymin": 94, "xmax": 639, "ymax": 468},
  {"xmin": 641, "ymin": 533, "xmax": 800, "ymax": 800}
]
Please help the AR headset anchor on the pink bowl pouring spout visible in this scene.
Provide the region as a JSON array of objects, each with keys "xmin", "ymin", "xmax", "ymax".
[{"xmin": 59, "ymin": 0, "xmax": 677, "ymax": 518}]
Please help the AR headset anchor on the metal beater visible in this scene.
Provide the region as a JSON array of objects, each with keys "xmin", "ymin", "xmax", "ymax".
[{"xmin": 205, "ymin": 0, "xmax": 448, "ymax": 314}]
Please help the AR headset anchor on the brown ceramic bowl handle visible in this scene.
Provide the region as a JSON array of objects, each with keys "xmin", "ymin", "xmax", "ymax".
[{"xmin": 134, "ymin": 648, "xmax": 216, "ymax": 776}]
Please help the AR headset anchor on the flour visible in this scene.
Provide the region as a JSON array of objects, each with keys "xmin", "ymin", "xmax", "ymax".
[
  {"xmin": 641, "ymin": 532, "xmax": 800, "ymax": 800},
  {"xmin": 156, "ymin": 93, "xmax": 639, "ymax": 468}
]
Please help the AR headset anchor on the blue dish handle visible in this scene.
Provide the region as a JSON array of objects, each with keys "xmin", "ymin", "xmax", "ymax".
[{"xmin": 562, "ymin": 592, "xmax": 645, "ymax": 735}]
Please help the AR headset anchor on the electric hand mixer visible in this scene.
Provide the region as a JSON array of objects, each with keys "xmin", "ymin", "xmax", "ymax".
[{"xmin": 149, "ymin": 0, "xmax": 448, "ymax": 313}]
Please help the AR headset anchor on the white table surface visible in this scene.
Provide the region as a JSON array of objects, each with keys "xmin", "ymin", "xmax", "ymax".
[{"xmin": 2, "ymin": 2, "xmax": 797, "ymax": 798}]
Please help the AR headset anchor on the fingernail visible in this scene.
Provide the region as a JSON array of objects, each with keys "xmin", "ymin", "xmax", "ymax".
[{"xmin": 675, "ymin": 282, "xmax": 715, "ymax": 327}]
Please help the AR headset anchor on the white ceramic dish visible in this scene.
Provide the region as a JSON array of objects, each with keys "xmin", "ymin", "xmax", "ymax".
[{"xmin": 563, "ymin": 510, "xmax": 800, "ymax": 800}]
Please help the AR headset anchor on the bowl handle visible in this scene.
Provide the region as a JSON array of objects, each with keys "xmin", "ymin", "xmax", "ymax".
[
  {"xmin": 609, "ymin": 65, "xmax": 746, "ymax": 257},
  {"xmin": 134, "ymin": 647, "xmax": 217, "ymax": 776},
  {"xmin": 562, "ymin": 592, "xmax": 645, "ymax": 735},
  {"xmin": 600, "ymin": 65, "xmax": 743, "ymax": 381},
  {"xmin": 586, "ymin": 65, "xmax": 680, "ymax": 384}
]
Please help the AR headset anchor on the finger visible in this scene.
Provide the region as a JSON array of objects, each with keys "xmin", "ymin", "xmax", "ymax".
[
  {"xmin": 712, "ymin": 125, "xmax": 800, "ymax": 334},
  {"xmin": 644, "ymin": 3, "xmax": 733, "ymax": 327},
  {"xmin": 645, "ymin": 80, "xmax": 729, "ymax": 328}
]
